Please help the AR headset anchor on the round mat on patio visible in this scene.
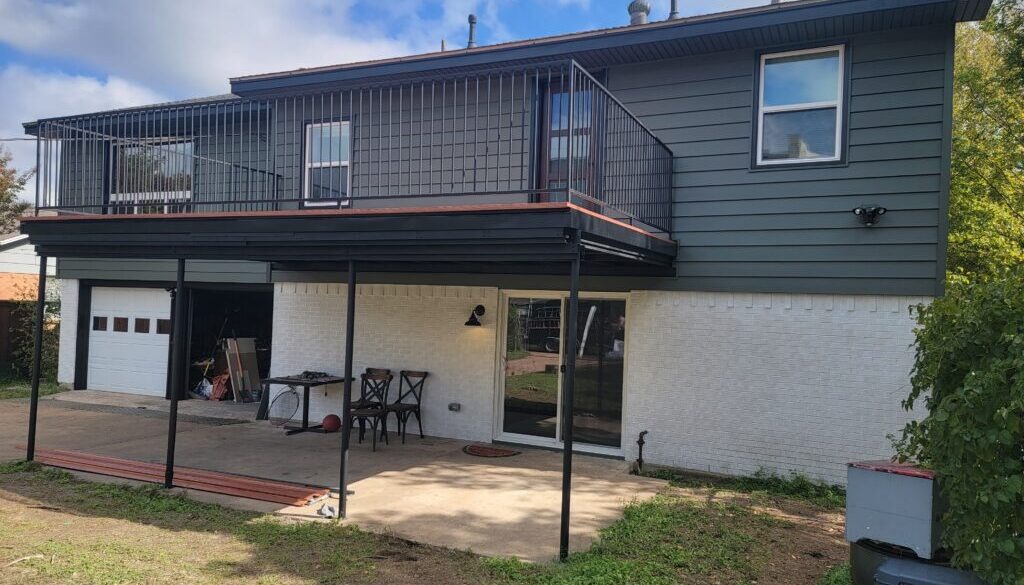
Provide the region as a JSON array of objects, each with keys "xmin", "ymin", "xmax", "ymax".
[{"xmin": 462, "ymin": 444, "xmax": 521, "ymax": 458}]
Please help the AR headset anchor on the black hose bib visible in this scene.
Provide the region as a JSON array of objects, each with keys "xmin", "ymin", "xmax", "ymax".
[{"xmin": 636, "ymin": 430, "xmax": 648, "ymax": 473}]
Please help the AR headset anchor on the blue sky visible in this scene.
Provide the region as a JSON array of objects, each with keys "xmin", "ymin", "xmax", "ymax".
[{"xmin": 0, "ymin": 0, "xmax": 766, "ymax": 189}]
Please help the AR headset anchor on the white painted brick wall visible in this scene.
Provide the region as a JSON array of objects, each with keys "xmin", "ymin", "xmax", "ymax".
[
  {"xmin": 622, "ymin": 291, "xmax": 928, "ymax": 485},
  {"xmin": 57, "ymin": 278, "xmax": 79, "ymax": 386},
  {"xmin": 270, "ymin": 283, "xmax": 499, "ymax": 442}
]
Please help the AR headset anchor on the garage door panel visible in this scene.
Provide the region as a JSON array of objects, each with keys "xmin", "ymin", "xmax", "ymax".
[{"xmin": 88, "ymin": 287, "xmax": 171, "ymax": 396}]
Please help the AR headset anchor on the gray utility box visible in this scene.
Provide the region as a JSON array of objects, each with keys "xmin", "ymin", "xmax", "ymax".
[
  {"xmin": 846, "ymin": 461, "xmax": 941, "ymax": 560},
  {"xmin": 875, "ymin": 559, "xmax": 985, "ymax": 585}
]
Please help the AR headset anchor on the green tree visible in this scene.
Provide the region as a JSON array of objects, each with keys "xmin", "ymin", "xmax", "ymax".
[
  {"xmin": 0, "ymin": 146, "xmax": 32, "ymax": 234},
  {"xmin": 894, "ymin": 275, "xmax": 1024, "ymax": 584},
  {"xmin": 947, "ymin": 0, "xmax": 1024, "ymax": 283}
]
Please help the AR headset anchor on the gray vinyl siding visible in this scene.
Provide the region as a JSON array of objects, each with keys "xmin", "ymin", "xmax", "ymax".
[
  {"xmin": 607, "ymin": 23, "xmax": 951, "ymax": 296},
  {"xmin": 269, "ymin": 79, "xmax": 534, "ymax": 205},
  {"xmin": 54, "ymin": 77, "xmax": 535, "ymax": 212},
  {"xmin": 57, "ymin": 258, "xmax": 270, "ymax": 284},
  {"xmin": 49, "ymin": 23, "xmax": 953, "ymax": 297}
]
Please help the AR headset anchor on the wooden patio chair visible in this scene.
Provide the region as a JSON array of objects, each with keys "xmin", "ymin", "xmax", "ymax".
[{"xmin": 385, "ymin": 370, "xmax": 428, "ymax": 444}]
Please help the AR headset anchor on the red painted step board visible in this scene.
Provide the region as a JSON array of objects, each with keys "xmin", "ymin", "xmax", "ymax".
[{"xmin": 33, "ymin": 448, "xmax": 330, "ymax": 506}]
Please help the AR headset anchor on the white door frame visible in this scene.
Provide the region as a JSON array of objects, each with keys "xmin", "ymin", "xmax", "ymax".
[{"xmin": 493, "ymin": 289, "xmax": 629, "ymax": 457}]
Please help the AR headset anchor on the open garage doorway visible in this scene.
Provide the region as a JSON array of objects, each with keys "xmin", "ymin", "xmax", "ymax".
[{"xmin": 184, "ymin": 285, "xmax": 273, "ymax": 402}]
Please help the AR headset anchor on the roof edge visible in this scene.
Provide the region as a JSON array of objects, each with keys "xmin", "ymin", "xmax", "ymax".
[{"xmin": 230, "ymin": 0, "xmax": 991, "ymax": 95}]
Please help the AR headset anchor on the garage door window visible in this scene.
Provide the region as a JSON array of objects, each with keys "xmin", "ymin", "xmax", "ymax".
[
  {"xmin": 92, "ymin": 316, "xmax": 107, "ymax": 331},
  {"xmin": 156, "ymin": 319, "xmax": 172, "ymax": 335},
  {"xmin": 134, "ymin": 318, "xmax": 151, "ymax": 334},
  {"xmin": 113, "ymin": 317, "xmax": 129, "ymax": 332}
]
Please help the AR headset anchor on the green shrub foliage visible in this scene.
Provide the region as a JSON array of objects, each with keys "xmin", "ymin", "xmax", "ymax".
[
  {"xmin": 11, "ymin": 279, "xmax": 60, "ymax": 381},
  {"xmin": 894, "ymin": 271, "xmax": 1024, "ymax": 584}
]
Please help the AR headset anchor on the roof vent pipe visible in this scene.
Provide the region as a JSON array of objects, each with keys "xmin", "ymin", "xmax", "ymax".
[
  {"xmin": 668, "ymin": 0, "xmax": 680, "ymax": 19},
  {"xmin": 628, "ymin": 1, "xmax": 650, "ymax": 25},
  {"xmin": 467, "ymin": 14, "xmax": 477, "ymax": 48}
]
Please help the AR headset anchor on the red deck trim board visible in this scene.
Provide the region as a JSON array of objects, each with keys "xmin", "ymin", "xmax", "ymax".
[
  {"xmin": 33, "ymin": 448, "xmax": 330, "ymax": 506},
  {"xmin": 566, "ymin": 202, "xmax": 675, "ymax": 243},
  {"xmin": 20, "ymin": 201, "xmax": 569, "ymax": 223},
  {"xmin": 21, "ymin": 201, "xmax": 673, "ymax": 241}
]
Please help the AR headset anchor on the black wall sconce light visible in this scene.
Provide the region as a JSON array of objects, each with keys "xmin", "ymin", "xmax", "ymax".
[
  {"xmin": 465, "ymin": 305, "xmax": 486, "ymax": 327},
  {"xmin": 852, "ymin": 205, "xmax": 887, "ymax": 227}
]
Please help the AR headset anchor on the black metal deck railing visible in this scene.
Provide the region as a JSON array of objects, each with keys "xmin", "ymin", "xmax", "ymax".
[{"xmin": 32, "ymin": 60, "xmax": 673, "ymax": 233}]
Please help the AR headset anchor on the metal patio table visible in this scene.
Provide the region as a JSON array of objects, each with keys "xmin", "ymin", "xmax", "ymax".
[{"xmin": 262, "ymin": 374, "xmax": 351, "ymax": 435}]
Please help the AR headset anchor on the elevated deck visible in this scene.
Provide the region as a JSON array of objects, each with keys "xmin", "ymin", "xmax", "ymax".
[{"xmin": 21, "ymin": 201, "xmax": 676, "ymax": 275}]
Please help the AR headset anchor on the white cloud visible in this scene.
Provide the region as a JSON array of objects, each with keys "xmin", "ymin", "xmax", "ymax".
[
  {"xmin": 0, "ymin": 0, "xmax": 504, "ymax": 198},
  {"xmin": 0, "ymin": 65, "xmax": 165, "ymax": 200},
  {"xmin": 0, "ymin": 0, "xmax": 495, "ymax": 96}
]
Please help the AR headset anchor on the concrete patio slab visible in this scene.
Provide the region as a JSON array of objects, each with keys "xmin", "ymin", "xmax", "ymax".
[{"xmin": 0, "ymin": 393, "xmax": 664, "ymax": 562}]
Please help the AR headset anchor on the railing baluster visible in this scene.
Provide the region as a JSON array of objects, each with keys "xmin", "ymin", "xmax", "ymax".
[{"xmin": 33, "ymin": 60, "xmax": 671, "ymax": 232}]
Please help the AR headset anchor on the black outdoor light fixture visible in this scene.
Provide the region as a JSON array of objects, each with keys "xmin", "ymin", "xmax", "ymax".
[
  {"xmin": 465, "ymin": 305, "xmax": 486, "ymax": 327},
  {"xmin": 852, "ymin": 205, "xmax": 887, "ymax": 226}
]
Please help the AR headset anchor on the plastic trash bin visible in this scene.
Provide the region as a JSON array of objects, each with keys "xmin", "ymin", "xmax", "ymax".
[{"xmin": 874, "ymin": 558, "xmax": 986, "ymax": 585}]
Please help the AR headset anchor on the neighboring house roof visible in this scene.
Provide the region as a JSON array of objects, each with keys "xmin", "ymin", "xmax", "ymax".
[
  {"xmin": 0, "ymin": 234, "xmax": 29, "ymax": 252},
  {"xmin": 0, "ymin": 272, "xmax": 38, "ymax": 302},
  {"xmin": 0, "ymin": 233, "xmax": 41, "ymax": 302},
  {"xmin": 230, "ymin": 0, "xmax": 992, "ymax": 94}
]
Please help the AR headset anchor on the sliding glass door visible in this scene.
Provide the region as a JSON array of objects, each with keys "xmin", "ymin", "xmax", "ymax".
[
  {"xmin": 571, "ymin": 299, "xmax": 626, "ymax": 448},
  {"xmin": 498, "ymin": 293, "xmax": 626, "ymax": 452},
  {"xmin": 501, "ymin": 297, "xmax": 562, "ymax": 440}
]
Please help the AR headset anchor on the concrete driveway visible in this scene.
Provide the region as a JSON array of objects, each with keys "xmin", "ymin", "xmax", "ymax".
[{"xmin": 0, "ymin": 391, "xmax": 664, "ymax": 562}]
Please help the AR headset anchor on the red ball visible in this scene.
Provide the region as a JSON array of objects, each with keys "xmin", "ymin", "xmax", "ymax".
[{"xmin": 322, "ymin": 414, "xmax": 342, "ymax": 433}]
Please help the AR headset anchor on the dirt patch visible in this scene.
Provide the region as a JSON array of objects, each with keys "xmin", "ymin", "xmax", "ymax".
[{"xmin": 665, "ymin": 484, "xmax": 849, "ymax": 585}]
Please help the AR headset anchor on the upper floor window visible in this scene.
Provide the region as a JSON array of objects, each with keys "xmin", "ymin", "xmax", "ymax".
[
  {"xmin": 304, "ymin": 121, "xmax": 350, "ymax": 206},
  {"xmin": 756, "ymin": 45, "xmax": 844, "ymax": 165}
]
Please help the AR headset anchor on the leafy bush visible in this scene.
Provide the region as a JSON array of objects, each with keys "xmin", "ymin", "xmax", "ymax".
[
  {"xmin": 893, "ymin": 271, "xmax": 1024, "ymax": 584},
  {"xmin": 10, "ymin": 278, "xmax": 60, "ymax": 381}
]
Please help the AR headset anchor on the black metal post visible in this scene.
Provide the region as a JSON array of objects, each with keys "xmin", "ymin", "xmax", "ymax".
[
  {"xmin": 559, "ymin": 241, "xmax": 581, "ymax": 561},
  {"xmin": 339, "ymin": 260, "xmax": 357, "ymax": 517},
  {"xmin": 25, "ymin": 256, "xmax": 48, "ymax": 462},
  {"xmin": 164, "ymin": 259, "xmax": 187, "ymax": 488}
]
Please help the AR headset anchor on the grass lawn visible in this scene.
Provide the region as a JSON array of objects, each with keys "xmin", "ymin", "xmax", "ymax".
[
  {"xmin": 0, "ymin": 373, "xmax": 64, "ymax": 401},
  {"xmin": 0, "ymin": 461, "xmax": 850, "ymax": 584}
]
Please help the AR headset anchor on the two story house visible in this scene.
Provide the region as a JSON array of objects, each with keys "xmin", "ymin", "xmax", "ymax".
[{"xmin": 20, "ymin": 0, "xmax": 992, "ymax": 487}]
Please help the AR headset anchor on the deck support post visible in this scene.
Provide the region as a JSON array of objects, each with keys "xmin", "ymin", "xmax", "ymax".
[
  {"xmin": 164, "ymin": 259, "xmax": 187, "ymax": 488},
  {"xmin": 559, "ymin": 238, "xmax": 582, "ymax": 561},
  {"xmin": 339, "ymin": 259, "xmax": 357, "ymax": 518},
  {"xmin": 25, "ymin": 255, "xmax": 48, "ymax": 462}
]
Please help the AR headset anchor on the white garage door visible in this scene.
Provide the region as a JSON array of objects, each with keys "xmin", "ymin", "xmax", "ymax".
[{"xmin": 88, "ymin": 287, "xmax": 172, "ymax": 396}]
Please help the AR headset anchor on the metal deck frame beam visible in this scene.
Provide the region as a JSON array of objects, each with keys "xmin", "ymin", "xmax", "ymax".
[
  {"xmin": 339, "ymin": 259, "xmax": 357, "ymax": 517},
  {"xmin": 24, "ymin": 255, "xmax": 48, "ymax": 461},
  {"xmin": 164, "ymin": 259, "xmax": 187, "ymax": 488},
  {"xmin": 559, "ymin": 236, "xmax": 582, "ymax": 560}
]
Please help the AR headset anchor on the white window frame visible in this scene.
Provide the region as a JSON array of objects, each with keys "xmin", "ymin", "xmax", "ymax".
[
  {"xmin": 756, "ymin": 45, "xmax": 845, "ymax": 166},
  {"xmin": 303, "ymin": 121, "xmax": 351, "ymax": 207}
]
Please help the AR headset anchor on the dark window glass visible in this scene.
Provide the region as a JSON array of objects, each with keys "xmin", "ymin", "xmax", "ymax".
[
  {"xmin": 113, "ymin": 317, "xmax": 129, "ymax": 332},
  {"xmin": 134, "ymin": 318, "xmax": 151, "ymax": 334},
  {"xmin": 92, "ymin": 316, "xmax": 107, "ymax": 331},
  {"xmin": 156, "ymin": 319, "xmax": 173, "ymax": 335},
  {"xmin": 307, "ymin": 166, "xmax": 348, "ymax": 200}
]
